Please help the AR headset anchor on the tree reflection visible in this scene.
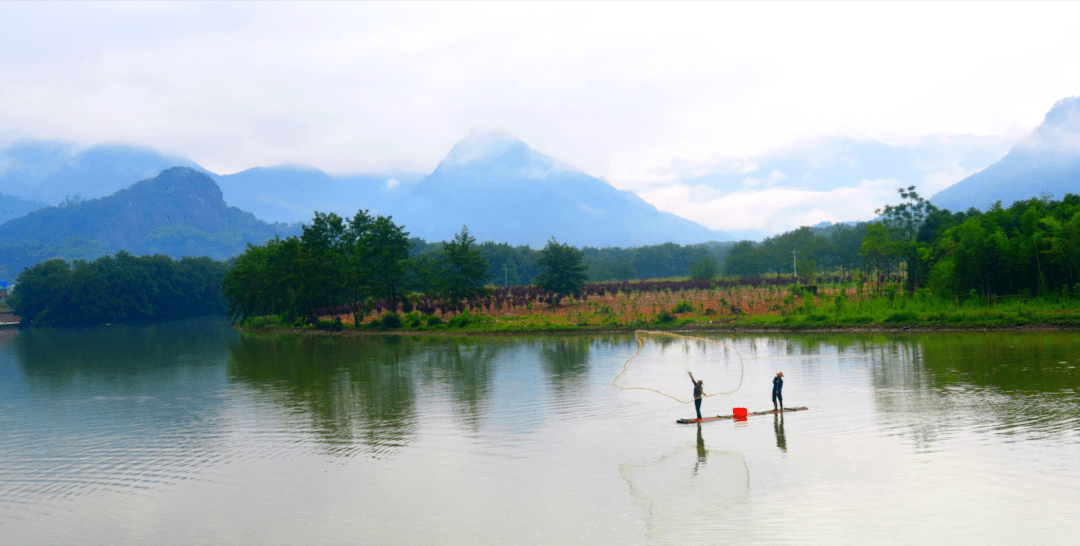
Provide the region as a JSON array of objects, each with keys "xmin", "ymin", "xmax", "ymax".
[
  {"xmin": 537, "ymin": 336, "xmax": 591, "ymax": 396},
  {"xmin": 11, "ymin": 317, "xmax": 238, "ymax": 385},
  {"xmin": 413, "ymin": 336, "xmax": 501, "ymax": 431},
  {"xmin": 227, "ymin": 332, "xmax": 419, "ymax": 457}
]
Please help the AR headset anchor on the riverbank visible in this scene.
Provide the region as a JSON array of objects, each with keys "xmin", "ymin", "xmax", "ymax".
[
  {"xmin": 238, "ymin": 313, "xmax": 1080, "ymax": 337},
  {"xmin": 239, "ymin": 283, "xmax": 1080, "ymax": 336}
]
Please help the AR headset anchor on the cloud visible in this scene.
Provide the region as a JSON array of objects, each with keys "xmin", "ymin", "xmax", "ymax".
[
  {"xmin": 0, "ymin": 2, "xmax": 1074, "ymax": 235},
  {"xmin": 639, "ymin": 178, "xmax": 903, "ymax": 235}
]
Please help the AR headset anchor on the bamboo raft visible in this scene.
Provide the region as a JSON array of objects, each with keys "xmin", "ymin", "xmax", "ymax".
[{"xmin": 677, "ymin": 407, "xmax": 808, "ymax": 424}]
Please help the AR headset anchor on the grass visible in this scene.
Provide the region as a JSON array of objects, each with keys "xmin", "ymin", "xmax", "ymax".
[{"xmin": 239, "ymin": 281, "xmax": 1080, "ymax": 334}]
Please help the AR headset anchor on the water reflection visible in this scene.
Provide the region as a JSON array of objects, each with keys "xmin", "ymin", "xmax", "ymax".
[
  {"xmin": 11, "ymin": 317, "xmax": 237, "ymax": 385},
  {"xmin": 620, "ymin": 439, "xmax": 750, "ymax": 543},
  {"xmin": 227, "ymin": 332, "xmax": 421, "ymax": 457},
  {"xmin": 774, "ymin": 413, "xmax": 786, "ymax": 452}
]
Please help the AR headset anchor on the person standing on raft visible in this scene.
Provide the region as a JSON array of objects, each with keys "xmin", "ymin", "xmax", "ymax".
[
  {"xmin": 689, "ymin": 372, "xmax": 704, "ymax": 420},
  {"xmin": 772, "ymin": 371, "xmax": 784, "ymax": 412}
]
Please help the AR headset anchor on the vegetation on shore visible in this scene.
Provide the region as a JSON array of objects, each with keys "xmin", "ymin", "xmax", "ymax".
[
  {"xmin": 8, "ymin": 252, "xmax": 227, "ymax": 327},
  {"xmin": 238, "ymin": 277, "xmax": 1080, "ymax": 334}
]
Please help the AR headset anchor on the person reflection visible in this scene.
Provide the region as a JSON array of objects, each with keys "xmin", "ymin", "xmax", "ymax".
[
  {"xmin": 693, "ymin": 423, "xmax": 707, "ymax": 476},
  {"xmin": 774, "ymin": 413, "xmax": 787, "ymax": 452}
]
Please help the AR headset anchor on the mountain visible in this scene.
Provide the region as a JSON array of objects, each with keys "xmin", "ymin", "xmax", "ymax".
[
  {"xmin": 213, "ymin": 166, "xmax": 423, "ymax": 224},
  {"xmin": 0, "ymin": 141, "xmax": 204, "ymax": 205},
  {"xmin": 0, "ymin": 193, "xmax": 45, "ymax": 224},
  {"xmin": 386, "ymin": 132, "xmax": 731, "ymax": 247},
  {"xmin": 931, "ymin": 96, "xmax": 1080, "ymax": 212},
  {"xmin": 0, "ymin": 167, "xmax": 300, "ymax": 279}
]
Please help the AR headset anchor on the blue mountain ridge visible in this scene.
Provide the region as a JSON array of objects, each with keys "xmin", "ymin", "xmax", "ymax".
[{"xmin": 930, "ymin": 96, "xmax": 1080, "ymax": 212}]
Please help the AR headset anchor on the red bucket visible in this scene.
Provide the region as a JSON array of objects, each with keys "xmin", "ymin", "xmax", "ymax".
[{"xmin": 733, "ymin": 407, "xmax": 747, "ymax": 418}]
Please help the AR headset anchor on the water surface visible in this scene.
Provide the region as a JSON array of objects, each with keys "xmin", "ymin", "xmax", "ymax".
[{"xmin": 2, "ymin": 320, "xmax": 1078, "ymax": 544}]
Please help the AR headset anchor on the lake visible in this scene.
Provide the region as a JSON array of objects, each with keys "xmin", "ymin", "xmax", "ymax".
[{"xmin": 2, "ymin": 319, "xmax": 1079, "ymax": 544}]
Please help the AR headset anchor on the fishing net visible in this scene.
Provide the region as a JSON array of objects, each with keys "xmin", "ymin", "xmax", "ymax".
[
  {"xmin": 619, "ymin": 444, "xmax": 750, "ymax": 541},
  {"xmin": 612, "ymin": 330, "xmax": 743, "ymax": 403}
]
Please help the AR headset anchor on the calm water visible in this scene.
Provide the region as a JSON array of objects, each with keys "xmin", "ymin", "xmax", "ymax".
[{"xmin": 2, "ymin": 319, "xmax": 1079, "ymax": 545}]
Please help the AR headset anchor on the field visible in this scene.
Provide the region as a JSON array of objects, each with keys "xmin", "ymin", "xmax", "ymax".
[{"xmin": 290, "ymin": 277, "xmax": 1080, "ymax": 332}]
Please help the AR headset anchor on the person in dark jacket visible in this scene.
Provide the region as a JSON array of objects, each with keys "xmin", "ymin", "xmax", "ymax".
[
  {"xmin": 689, "ymin": 372, "xmax": 704, "ymax": 420},
  {"xmin": 772, "ymin": 371, "xmax": 784, "ymax": 412}
]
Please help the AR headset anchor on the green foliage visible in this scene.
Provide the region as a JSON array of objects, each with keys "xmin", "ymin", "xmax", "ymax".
[
  {"xmin": 379, "ymin": 312, "xmax": 402, "ymax": 329},
  {"xmin": 9, "ymin": 252, "xmax": 227, "ymax": 327},
  {"xmin": 534, "ymin": 238, "xmax": 588, "ymax": 297},
  {"xmin": 221, "ymin": 209, "xmax": 413, "ymax": 324},
  {"xmin": 673, "ymin": 300, "xmax": 693, "ymax": 314},
  {"xmin": 428, "ymin": 226, "xmax": 491, "ymax": 306},
  {"xmin": 689, "ymin": 257, "xmax": 718, "ymax": 280}
]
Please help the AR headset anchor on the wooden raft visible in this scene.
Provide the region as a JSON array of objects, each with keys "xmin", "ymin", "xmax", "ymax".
[{"xmin": 677, "ymin": 407, "xmax": 809, "ymax": 424}]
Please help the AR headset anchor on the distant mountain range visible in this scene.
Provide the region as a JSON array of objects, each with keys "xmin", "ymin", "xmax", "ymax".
[
  {"xmin": 1, "ymin": 133, "xmax": 733, "ymax": 250},
  {"xmin": 931, "ymin": 96, "xmax": 1080, "ymax": 212},
  {"xmin": 3, "ymin": 94, "xmax": 1080, "ymax": 274},
  {"xmin": 0, "ymin": 167, "xmax": 300, "ymax": 280},
  {"xmin": 384, "ymin": 132, "xmax": 730, "ymax": 247}
]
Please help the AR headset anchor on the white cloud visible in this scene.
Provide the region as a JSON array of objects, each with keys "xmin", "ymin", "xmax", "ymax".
[
  {"xmin": 0, "ymin": 2, "xmax": 1076, "ymax": 234},
  {"xmin": 639, "ymin": 178, "xmax": 903, "ymax": 235}
]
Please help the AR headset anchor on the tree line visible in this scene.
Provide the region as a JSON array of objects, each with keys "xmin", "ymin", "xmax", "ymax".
[
  {"xmin": 221, "ymin": 210, "xmax": 591, "ymax": 324},
  {"xmin": 8, "ymin": 252, "xmax": 227, "ymax": 327},
  {"xmin": 724, "ymin": 186, "xmax": 1080, "ymax": 300}
]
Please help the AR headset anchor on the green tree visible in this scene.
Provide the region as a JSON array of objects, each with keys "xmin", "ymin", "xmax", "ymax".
[
  {"xmin": 8, "ymin": 259, "xmax": 73, "ymax": 326},
  {"xmin": 362, "ymin": 215, "xmax": 412, "ymax": 313},
  {"xmin": 723, "ymin": 241, "xmax": 764, "ymax": 277},
  {"xmin": 434, "ymin": 226, "xmax": 491, "ymax": 308},
  {"xmin": 534, "ymin": 238, "xmax": 588, "ymax": 298},
  {"xmin": 689, "ymin": 257, "xmax": 718, "ymax": 280}
]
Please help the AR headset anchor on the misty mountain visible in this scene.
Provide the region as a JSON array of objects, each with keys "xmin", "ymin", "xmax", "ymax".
[
  {"xmin": 213, "ymin": 166, "xmax": 423, "ymax": 224},
  {"xmin": 0, "ymin": 141, "xmax": 204, "ymax": 204},
  {"xmin": 0, "ymin": 193, "xmax": 45, "ymax": 224},
  {"xmin": 0, "ymin": 167, "xmax": 300, "ymax": 280},
  {"xmin": 931, "ymin": 96, "xmax": 1080, "ymax": 212},
  {"xmin": 385, "ymin": 132, "xmax": 731, "ymax": 247}
]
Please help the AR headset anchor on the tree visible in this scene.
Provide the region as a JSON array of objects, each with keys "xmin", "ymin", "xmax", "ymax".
[
  {"xmin": 723, "ymin": 241, "xmax": 764, "ymax": 277},
  {"xmin": 435, "ymin": 226, "xmax": 490, "ymax": 308},
  {"xmin": 362, "ymin": 215, "xmax": 412, "ymax": 313},
  {"xmin": 8, "ymin": 259, "xmax": 73, "ymax": 326},
  {"xmin": 689, "ymin": 257, "xmax": 718, "ymax": 280},
  {"xmin": 876, "ymin": 186, "xmax": 938, "ymax": 290},
  {"xmin": 861, "ymin": 222, "xmax": 897, "ymax": 284},
  {"xmin": 534, "ymin": 237, "xmax": 588, "ymax": 298}
]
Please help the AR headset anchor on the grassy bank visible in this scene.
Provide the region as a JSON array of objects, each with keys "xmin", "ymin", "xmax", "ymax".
[{"xmin": 236, "ymin": 280, "xmax": 1080, "ymax": 334}]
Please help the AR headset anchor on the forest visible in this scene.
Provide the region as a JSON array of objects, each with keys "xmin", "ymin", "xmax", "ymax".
[{"xmin": 7, "ymin": 252, "xmax": 227, "ymax": 327}]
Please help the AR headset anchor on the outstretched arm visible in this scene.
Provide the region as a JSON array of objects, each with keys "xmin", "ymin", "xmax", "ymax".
[{"xmin": 689, "ymin": 371, "xmax": 695, "ymax": 384}]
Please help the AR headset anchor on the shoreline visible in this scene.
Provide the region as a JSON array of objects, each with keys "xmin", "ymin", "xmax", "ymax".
[{"xmin": 235, "ymin": 321, "xmax": 1080, "ymax": 337}]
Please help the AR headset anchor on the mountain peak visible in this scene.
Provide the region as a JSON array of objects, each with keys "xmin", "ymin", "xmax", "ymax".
[
  {"xmin": 433, "ymin": 131, "xmax": 577, "ymax": 180},
  {"xmin": 438, "ymin": 131, "xmax": 528, "ymax": 169},
  {"xmin": 1023, "ymin": 95, "xmax": 1080, "ymax": 156}
]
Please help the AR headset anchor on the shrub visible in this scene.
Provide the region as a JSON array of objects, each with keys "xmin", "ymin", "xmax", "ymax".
[
  {"xmin": 316, "ymin": 318, "xmax": 344, "ymax": 331},
  {"xmin": 426, "ymin": 316, "xmax": 443, "ymax": 326},
  {"xmin": 882, "ymin": 311, "xmax": 918, "ymax": 323},
  {"xmin": 448, "ymin": 314, "xmax": 472, "ymax": 328},
  {"xmin": 380, "ymin": 312, "xmax": 402, "ymax": 329}
]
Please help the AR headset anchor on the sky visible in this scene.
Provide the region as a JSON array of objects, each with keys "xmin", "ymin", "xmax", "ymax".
[{"xmin": 2, "ymin": 1, "xmax": 1080, "ymax": 236}]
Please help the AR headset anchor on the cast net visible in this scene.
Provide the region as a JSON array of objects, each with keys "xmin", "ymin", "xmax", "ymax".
[{"xmin": 612, "ymin": 330, "xmax": 743, "ymax": 403}]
